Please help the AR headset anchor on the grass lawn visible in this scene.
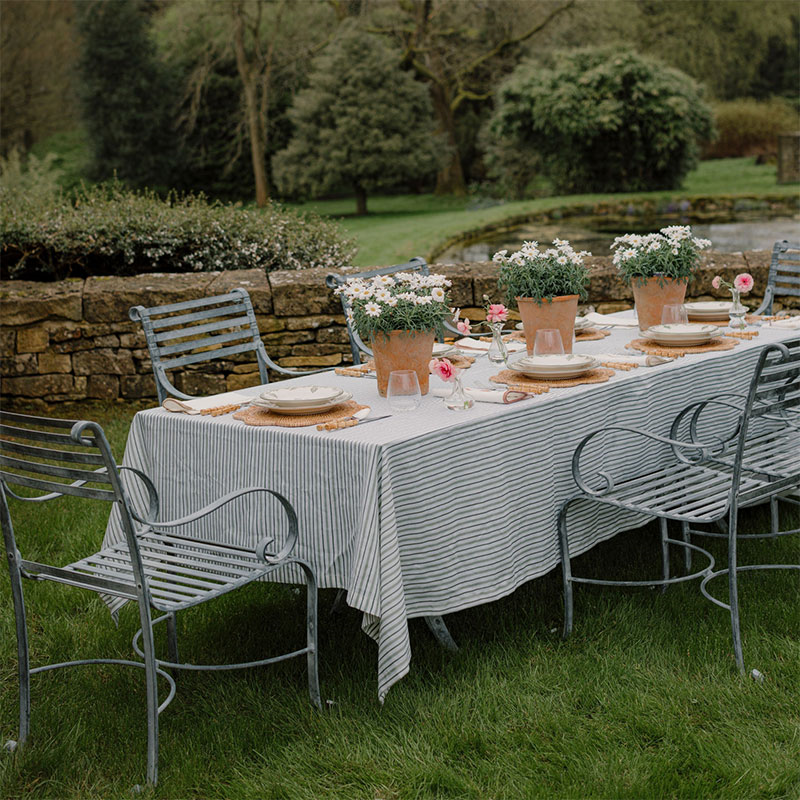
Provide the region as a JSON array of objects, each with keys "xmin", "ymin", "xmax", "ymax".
[
  {"xmin": 288, "ymin": 158, "xmax": 799, "ymax": 268},
  {"xmin": 1, "ymin": 402, "xmax": 798, "ymax": 798}
]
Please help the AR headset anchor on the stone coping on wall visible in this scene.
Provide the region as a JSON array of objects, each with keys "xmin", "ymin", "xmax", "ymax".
[{"xmin": 0, "ymin": 250, "xmax": 782, "ymax": 406}]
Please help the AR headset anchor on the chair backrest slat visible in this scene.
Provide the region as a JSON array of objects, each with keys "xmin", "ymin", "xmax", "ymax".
[
  {"xmin": 0, "ymin": 454, "xmax": 110, "ymax": 485},
  {"xmin": 0, "ymin": 410, "xmax": 76, "ymax": 429},
  {"xmin": 149, "ymin": 301, "xmax": 246, "ymax": 330},
  {"xmin": 130, "ymin": 287, "xmax": 269, "ymax": 403},
  {"xmin": 0, "ymin": 423, "xmax": 93, "ymax": 447},
  {"xmin": 759, "ymin": 241, "xmax": 800, "ymax": 314},
  {"xmin": 152, "ymin": 314, "xmax": 252, "ymax": 344},
  {"xmin": 0, "ymin": 439, "xmax": 106, "ymax": 465},
  {"xmin": 0, "ymin": 470, "xmax": 117, "ymax": 501}
]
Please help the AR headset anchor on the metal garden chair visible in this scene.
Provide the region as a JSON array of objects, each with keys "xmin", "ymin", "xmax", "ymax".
[
  {"xmin": 754, "ymin": 240, "xmax": 800, "ymax": 315},
  {"xmin": 130, "ymin": 288, "xmax": 329, "ymax": 404},
  {"xmin": 0, "ymin": 411, "xmax": 321, "ymax": 788},
  {"xmin": 557, "ymin": 338, "xmax": 800, "ymax": 674},
  {"xmin": 326, "ymin": 257, "xmax": 489, "ymax": 365}
]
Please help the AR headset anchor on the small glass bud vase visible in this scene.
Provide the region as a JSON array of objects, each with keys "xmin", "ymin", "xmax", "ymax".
[
  {"xmin": 486, "ymin": 321, "xmax": 508, "ymax": 364},
  {"xmin": 444, "ymin": 375, "xmax": 474, "ymax": 411},
  {"xmin": 728, "ymin": 289, "xmax": 748, "ymax": 330}
]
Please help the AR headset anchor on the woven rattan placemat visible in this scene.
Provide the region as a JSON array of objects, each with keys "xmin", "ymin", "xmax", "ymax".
[
  {"xmin": 490, "ymin": 367, "xmax": 614, "ymax": 392},
  {"xmin": 507, "ymin": 328, "xmax": 610, "ymax": 344},
  {"xmin": 234, "ymin": 400, "xmax": 368, "ymax": 428},
  {"xmin": 626, "ymin": 336, "xmax": 739, "ymax": 357}
]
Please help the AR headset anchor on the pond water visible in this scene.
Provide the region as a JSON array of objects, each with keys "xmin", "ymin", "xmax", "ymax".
[{"xmin": 438, "ymin": 216, "xmax": 799, "ymax": 263}]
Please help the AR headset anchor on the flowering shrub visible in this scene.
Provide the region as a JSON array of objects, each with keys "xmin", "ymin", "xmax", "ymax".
[
  {"xmin": 0, "ymin": 179, "xmax": 356, "ymax": 280},
  {"xmin": 495, "ymin": 239, "xmax": 590, "ymax": 306},
  {"xmin": 712, "ymin": 273, "xmax": 754, "ymax": 294},
  {"xmin": 335, "ymin": 272, "xmax": 452, "ymax": 341},
  {"xmin": 612, "ymin": 225, "xmax": 712, "ymax": 286}
]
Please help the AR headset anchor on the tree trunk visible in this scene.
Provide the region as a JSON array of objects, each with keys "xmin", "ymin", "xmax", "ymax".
[
  {"xmin": 430, "ymin": 77, "xmax": 466, "ymax": 196},
  {"xmin": 232, "ymin": 3, "xmax": 269, "ymax": 207},
  {"xmin": 355, "ymin": 184, "xmax": 368, "ymax": 215}
]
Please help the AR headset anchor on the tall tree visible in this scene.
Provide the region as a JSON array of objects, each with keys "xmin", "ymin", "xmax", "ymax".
[
  {"xmin": 368, "ymin": 0, "xmax": 575, "ymax": 195},
  {"xmin": 0, "ymin": 0, "xmax": 79, "ymax": 156},
  {"xmin": 76, "ymin": 0, "xmax": 179, "ymax": 188},
  {"xmin": 272, "ymin": 27, "xmax": 447, "ymax": 215}
]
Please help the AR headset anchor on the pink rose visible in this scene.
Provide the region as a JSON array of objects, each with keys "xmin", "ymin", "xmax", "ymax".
[
  {"xmin": 431, "ymin": 357, "xmax": 457, "ymax": 381},
  {"xmin": 456, "ymin": 319, "xmax": 471, "ymax": 335},
  {"xmin": 733, "ymin": 273, "xmax": 754, "ymax": 293},
  {"xmin": 486, "ymin": 303, "xmax": 509, "ymax": 323},
  {"xmin": 711, "ymin": 276, "xmax": 722, "ymax": 290}
]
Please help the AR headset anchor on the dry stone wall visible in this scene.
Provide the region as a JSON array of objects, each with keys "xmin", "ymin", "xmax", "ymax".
[{"xmin": 0, "ymin": 251, "xmax": 778, "ymax": 407}]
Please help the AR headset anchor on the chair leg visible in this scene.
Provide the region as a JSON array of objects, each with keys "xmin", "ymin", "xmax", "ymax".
[
  {"xmin": 136, "ymin": 603, "xmax": 160, "ymax": 786},
  {"xmin": 6, "ymin": 563, "xmax": 30, "ymax": 751},
  {"xmin": 727, "ymin": 509, "xmax": 745, "ymax": 674},
  {"xmin": 681, "ymin": 522, "xmax": 692, "ymax": 572},
  {"xmin": 770, "ymin": 497, "xmax": 780, "ymax": 537},
  {"xmin": 299, "ymin": 561, "xmax": 322, "ymax": 710},
  {"xmin": 557, "ymin": 500, "xmax": 574, "ymax": 640},
  {"xmin": 166, "ymin": 612, "xmax": 179, "ymax": 667},
  {"xmin": 660, "ymin": 518, "xmax": 670, "ymax": 593}
]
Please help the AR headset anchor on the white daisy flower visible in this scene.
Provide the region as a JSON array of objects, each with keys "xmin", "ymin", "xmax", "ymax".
[
  {"xmin": 431, "ymin": 287, "xmax": 445, "ymax": 301},
  {"xmin": 375, "ymin": 289, "xmax": 392, "ymax": 303},
  {"xmin": 364, "ymin": 302, "xmax": 381, "ymax": 317}
]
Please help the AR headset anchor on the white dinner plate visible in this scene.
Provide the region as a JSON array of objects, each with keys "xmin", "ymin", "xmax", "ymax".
[
  {"xmin": 431, "ymin": 342, "xmax": 458, "ymax": 358},
  {"xmin": 251, "ymin": 391, "xmax": 353, "ymax": 415},
  {"xmin": 260, "ymin": 385, "xmax": 344, "ymax": 406},
  {"xmin": 516, "ymin": 317, "xmax": 592, "ymax": 332},
  {"xmin": 508, "ymin": 354, "xmax": 598, "ymax": 379},
  {"xmin": 684, "ymin": 301, "xmax": 735, "ymax": 321},
  {"xmin": 643, "ymin": 323, "xmax": 719, "ymax": 346}
]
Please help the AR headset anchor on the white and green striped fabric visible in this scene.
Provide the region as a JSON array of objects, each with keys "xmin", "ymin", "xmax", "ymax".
[{"xmin": 105, "ymin": 316, "xmax": 798, "ymax": 701}]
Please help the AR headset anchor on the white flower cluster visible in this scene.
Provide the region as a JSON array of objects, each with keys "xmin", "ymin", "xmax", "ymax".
[
  {"xmin": 335, "ymin": 272, "xmax": 451, "ymax": 318},
  {"xmin": 611, "ymin": 225, "xmax": 712, "ymax": 266},
  {"xmin": 493, "ymin": 239, "xmax": 590, "ymax": 268}
]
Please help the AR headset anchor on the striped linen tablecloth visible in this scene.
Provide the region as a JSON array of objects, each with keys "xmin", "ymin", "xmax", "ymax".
[{"xmin": 105, "ymin": 316, "xmax": 798, "ymax": 701}]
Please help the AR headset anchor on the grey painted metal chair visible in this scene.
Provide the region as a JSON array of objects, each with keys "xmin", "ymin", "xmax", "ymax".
[
  {"xmin": 326, "ymin": 257, "xmax": 485, "ymax": 365},
  {"xmin": 130, "ymin": 288, "xmax": 329, "ymax": 404},
  {"xmin": 0, "ymin": 411, "xmax": 321, "ymax": 788},
  {"xmin": 558, "ymin": 338, "xmax": 800, "ymax": 674},
  {"xmin": 754, "ymin": 240, "xmax": 800, "ymax": 315}
]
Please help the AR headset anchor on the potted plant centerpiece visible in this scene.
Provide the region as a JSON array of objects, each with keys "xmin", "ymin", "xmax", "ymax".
[
  {"xmin": 611, "ymin": 225, "xmax": 712, "ymax": 330},
  {"xmin": 335, "ymin": 271, "xmax": 452, "ymax": 396},
  {"xmin": 495, "ymin": 239, "xmax": 590, "ymax": 354}
]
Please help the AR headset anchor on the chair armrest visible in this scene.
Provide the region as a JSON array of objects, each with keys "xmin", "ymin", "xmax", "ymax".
[
  {"xmin": 118, "ymin": 466, "xmax": 160, "ymax": 524},
  {"xmin": 669, "ymin": 394, "xmax": 747, "ymax": 447},
  {"xmin": 146, "ymin": 487, "xmax": 300, "ymax": 563},
  {"xmin": 572, "ymin": 425, "xmax": 721, "ymax": 497}
]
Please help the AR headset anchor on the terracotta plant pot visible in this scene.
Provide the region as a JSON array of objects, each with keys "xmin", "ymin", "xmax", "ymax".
[
  {"xmin": 370, "ymin": 329, "xmax": 435, "ymax": 397},
  {"xmin": 517, "ymin": 295, "xmax": 579, "ymax": 355},
  {"xmin": 631, "ymin": 276, "xmax": 688, "ymax": 331}
]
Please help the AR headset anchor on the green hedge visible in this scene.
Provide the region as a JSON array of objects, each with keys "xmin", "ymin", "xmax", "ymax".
[
  {"xmin": 703, "ymin": 99, "xmax": 798, "ymax": 159},
  {"xmin": 0, "ymin": 162, "xmax": 356, "ymax": 280}
]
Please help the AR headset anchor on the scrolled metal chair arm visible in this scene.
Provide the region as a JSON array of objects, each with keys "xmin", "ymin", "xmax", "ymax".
[
  {"xmin": 669, "ymin": 394, "xmax": 747, "ymax": 447},
  {"xmin": 572, "ymin": 425, "xmax": 719, "ymax": 496},
  {"xmin": 118, "ymin": 466, "xmax": 160, "ymax": 524}
]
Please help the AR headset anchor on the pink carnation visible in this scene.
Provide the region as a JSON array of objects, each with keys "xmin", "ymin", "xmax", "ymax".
[
  {"xmin": 711, "ymin": 276, "xmax": 722, "ymax": 290},
  {"xmin": 486, "ymin": 303, "xmax": 508, "ymax": 323},
  {"xmin": 733, "ymin": 273, "xmax": 754, "ymax": 293},
  {"xmin": 429, "ymin": 357, "xmax": 458, "ymax": 382},
  {"xmin": 456, "ymin": 319, "xmax": 471, "ymax": 335}
]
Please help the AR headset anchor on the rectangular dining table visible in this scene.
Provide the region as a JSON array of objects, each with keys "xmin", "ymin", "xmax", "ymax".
[{"xmin": 105, "ymin": 316, "xmax": 798, "ymax": 701}]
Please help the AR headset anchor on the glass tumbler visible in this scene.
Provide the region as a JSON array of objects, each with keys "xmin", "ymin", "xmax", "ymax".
[{"xmin": 387, "ymin": 370, "xmax": 421, "ymax": 413}]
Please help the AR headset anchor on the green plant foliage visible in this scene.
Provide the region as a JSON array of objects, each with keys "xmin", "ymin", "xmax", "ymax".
[
  {"xmin": 488, "ymin": 47, "xmax": 715, "ymax": 195},
  {"xmin": 703, "ymin": 99, "xmax": 799, "ymax": 160},
  {"xmin": 0, "ymin": 178, "xmax": 356, "ymax": 281},
  {"xmin": 76, "ymin": 0, "xmax": 181, "ymax": 190},
  {"xmin": 611, "ymin": 225, "xmax": 712, "ymax": 285},
  {"xmin": 336, "ymin": 272, "xmax": 452, "ymax": 341},
  {"xmin": 496, "ymin": 239, "xmax": 590, "ymax": 305},
  {"xmin": 272, "ymin": 26, "xmax": 448, "ymax": 214}
]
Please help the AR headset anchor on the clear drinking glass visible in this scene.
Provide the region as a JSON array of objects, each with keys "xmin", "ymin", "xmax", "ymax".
[
  {"xmin": 533, "ymin": 328, "xmax": 565, "ymax": 356},
  {"xmin": 387, "ymin": 370, "xmax": 421, "ymax": 412},
  {"xmin": 661, "ymin": 304, "xmax": 689, "ymax": 326}
]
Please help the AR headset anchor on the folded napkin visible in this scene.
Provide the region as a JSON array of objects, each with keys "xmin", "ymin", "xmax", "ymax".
[
  {"xmin": 431, "ymin": 386, "xmax": 529, "ymax": 404},
  {"xmin": 594, "ymin": 352, "xmax": 673, "ymax": 367},
  {"xmin": 584, "ymin": 311, "xmax": 639, "ymax": 328},
  {"xmin": 162, "ymin": 391, "xmax": 253, "ymax": 414},
  {"xmin": 768, "ymin": 316, "xmax": 800, "ymax": 330},
  {"xmin": 454, "ymin": 337, "xmax": 526, "ymax": 353}
]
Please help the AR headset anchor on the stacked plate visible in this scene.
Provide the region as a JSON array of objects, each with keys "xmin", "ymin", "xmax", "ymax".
[
  {"xmin": 684, "ymin": 301, "xmax": 735, "ymax": 322},
  {"xmin": 507, "ymin": 353, "xmax": 598, "ymax": 380},
  {"xmin": 251, "ymin": 385, "xmax": 352, "ymax": 416},
  {"xmin": 642, "ymin": 323, "xmax": 720, "ymax": 347},
  {"xmin": 516, "ymin": 316, "xmax": 593, "ymax": 332}
]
